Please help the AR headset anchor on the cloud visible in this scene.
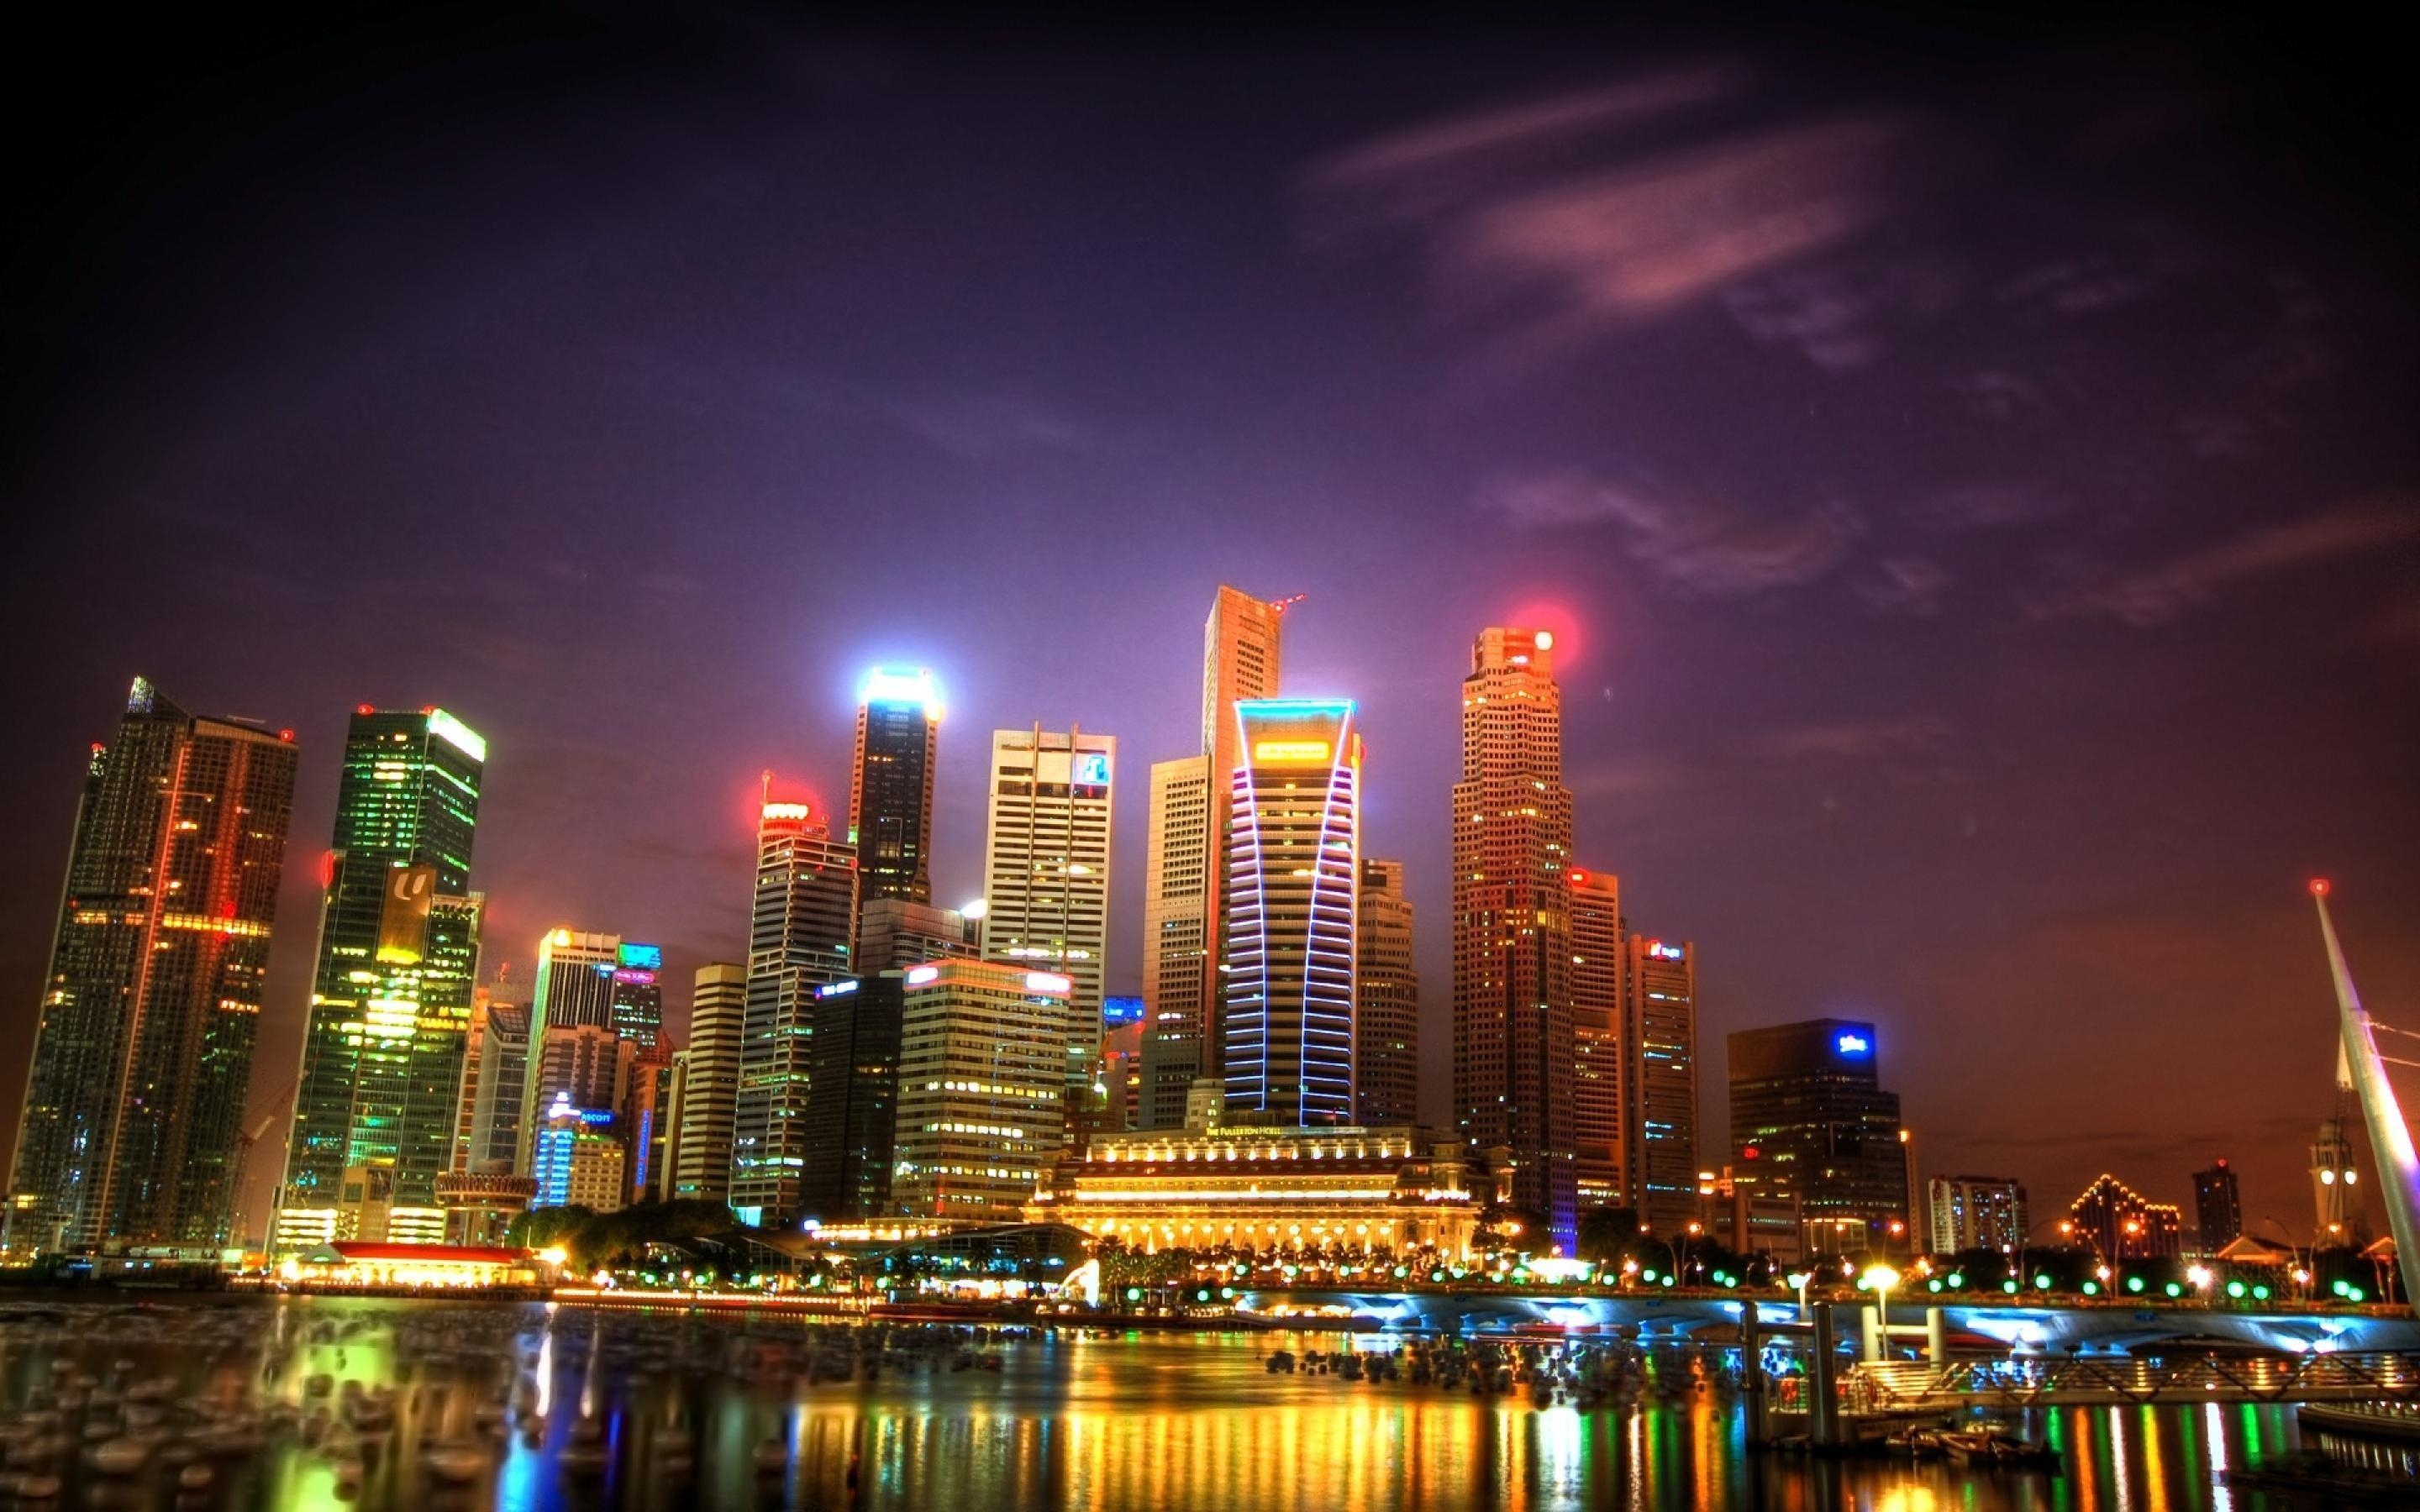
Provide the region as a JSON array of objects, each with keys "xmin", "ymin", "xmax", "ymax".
[
  {"xmin": 1994, "ymin": 255, "xmax": 2165, "ymax": 315},
  {"xmin": 1480, "ymin": 470, "xmax": 1860, "ymax": 596},
  {"xmin": 1859, "ymin": 557, "xmax": 1953, "ymax": 616},
  {"xmin": 1721, "ymin": 259, "xmax": 1962, "ymax": 372},
  {"xmin": 1755, "ymin": 715, "xmax": 1951, "ymax": 761},
  {"xmin": 2025, "ymin": 499, "xmax": 2420, "ymax": 627},
  {"xmin": 1946, "ymin": 370, "xmax": 2043, "ymax": 423},
  {"xmin": 1911, "ymin": 481, "xmax": 2070, "ymax": 533}
]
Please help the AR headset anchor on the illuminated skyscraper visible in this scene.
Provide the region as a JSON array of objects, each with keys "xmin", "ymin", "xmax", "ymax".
[
  {"xmin": 1223, "ymin": 699, "xmax": 1362, "ymax": 1126},
  {"xmin": 610, "ymin": 942, "xmax": 665, "ymax": 1048},
  {"xmin": 280, "ymin": 705, "xmax": 484, "ymax": 1236},
  {"xmin": 797, "ymin": 974, "xmax": 906, "ymax": 1220},
  {"xmin": 1628, "ymin": 934, "xmax": 1699, "ymax": 1235},
  {"xmin": 1928, "ymin": 1174, "xmax": 2027, "ymax": 1253},
  {"xmin": 673, "ymin": 962, "xmax": 747, "ymax": 1204},
  {"xmin": 979, "ymin": 726, "xmax": 1115, "ymax": 1040},
  {"xmin": 892, "ymin": 960, "xmax": 1078, "ymax": 1219},
  {"xmin": 1729, "ymin": 1019, "xmax": 1908, "ymax": 1252},
  {"xmin": 516, "ymin": 928, "xmax": 621, "ymax": 1175},
  {"xmin": 1568, "ymin": 868, "xmax": 1625, "ymax": 1212},
  {"xmin": 1139, "ymin": 754, "xmax": 1213, "ymax": 1128},
  {"xmin": 1355, "ymin": 858, "xmax": 1418, "ymax": 1128},
  {"xmin": 1141, "ymin": 586, "xmax": 1291, "ymax": 1126},
  {"xmin": 732, "ymin": 797, "xmax": 855, "ymax": 1226},
  {"xmin": 4, "ymin": 678, "xmax": 297, "ymax": 1255},
  {"xmin": 455, "ymin": 1000, "xmax": 529, "ymax": 1174},
  {"xmin": 850, "ymin": 667, "xmax": 941, "ymax": 906},
  {"xmin": 1450, "ymin": 627, "xmax": 1577, "ymax": 1243}
]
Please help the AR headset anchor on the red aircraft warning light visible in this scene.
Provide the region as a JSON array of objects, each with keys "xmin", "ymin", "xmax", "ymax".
[{"xmin": 2311, "ymin": 878, "xmax": 2330, "ymax": 897}]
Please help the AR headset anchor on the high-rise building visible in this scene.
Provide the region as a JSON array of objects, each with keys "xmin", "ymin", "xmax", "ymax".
[
  {"xmin": 517, "ymin": 928, "xmax": 621, "ymax": 1172},
  {"xmin": 456, "ymin": 1000, "xmax": 529, "ymax": 1175},
  {"xmin": 1728, "ymin": 1019, "xmax": 1909, "ymax": 1253},
  {"xmin": 979, "ymin": 726, "xmax": 1115, "ymax": 1039},
  {"xmin": 611, "ymin": 942, "xmax": 665, "ymax": 1049},
  {"xmin": 732, "ymin": 797, "xmax": 855, "ymax": 1226},
  {"xmin": 1223, "ymin": 700, "xmax": 1362, "ymax": 1126},
  {"xmin": 1355, "ymin": 858, "xmax": 1419, "ymax": 1128},
  {"xmin": 1450, "ymin": 626, "xmax": 1578, "ymax": 1245},
  {"xmin": 673, "ymin": 963, "xmax": 747, "ymax": 1205},
  {"xmin": 850, "ymin": 667, "xmax": 941, "ymax": 906},
  {"xmin": 533, "ymin": 1102, "xmax": 627, "ymax": 1215},
  {"xmin": 1141, "ymin": 588, "xmax": 1291, "ymax": 1130},
  {"xmin": 1928, "ymin": 1174, "xmax": 2027, "ymax": 1253},
  {"xmin": 2070, "ymin": 1173, "xmax": 2185, "ymax": 1261},
  {"xmin": 280, "ymin": 705, "xmax": 484, "ymax": 1236},
  {"xmin": 1139, "ymin": 754, "xmax": 1213, "ymax": 1129},
  {"xmin": 2190, "ymin": 1158, "xmax": 2244, "ymax": 1256},
  {"xmin": 892, "ymin": 960, "xmax": 1078, "ymax": 1219},
  {"xmin": 624, "ymin": 1044, "xmax": 679, "ymax": 1205},
  {"xmin": 1568, "ymin": 868, "xmax": 1625, "ymax": 1213},
  {"xmin": 797, "ymin": 974, "xmax": 906, "ymax": 1221},
  {"xmin": 1629, "ymin": 932, "xmax": 1700, "ymax": 1236},
  {"xmin": 854, "ymin": 898, "xmax": 976, "ymax": 974},
  {"xmin": 5, "ymin": 678, "xmax": 297, "ymax": 1255}
]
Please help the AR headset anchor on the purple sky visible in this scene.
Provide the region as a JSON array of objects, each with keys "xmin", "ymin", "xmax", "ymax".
[{"xmin": 4, "ymin": 11, "xmax": 2415, "ymax": 1241}]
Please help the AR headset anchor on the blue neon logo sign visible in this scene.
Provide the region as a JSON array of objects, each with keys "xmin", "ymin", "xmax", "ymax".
[{"xmin": 1835, "ymin": 1032, "xmax": 1870, "ymax": 1056}]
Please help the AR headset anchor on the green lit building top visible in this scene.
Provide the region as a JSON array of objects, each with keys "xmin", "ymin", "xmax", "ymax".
[{"xmin": 281, "ymin": 706, "xmax": 486, "ymax": 1224}]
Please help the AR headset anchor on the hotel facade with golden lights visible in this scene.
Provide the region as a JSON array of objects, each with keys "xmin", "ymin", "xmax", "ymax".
[{"xmin": 1029, "ymin": 1123, "xmax": 1480, "ymax": 1257}]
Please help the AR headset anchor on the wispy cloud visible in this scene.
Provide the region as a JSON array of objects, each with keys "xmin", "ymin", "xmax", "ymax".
[
  {"xmin": 1754, "ymin": 714, "xmax": 1951, "ymax": 761},
  {"xmin": 1911, "ymin": 480, "xmax": 2070, "ymax": 533},
  {"xmin": 1721, "ymin": 259, "xmax": 1961, "ymax": 372},
  {"xmin": 1304, "ymin": 71, "xmax": 1907, "ymax": 358},
  {"xmin": 1858, "ymin": 557, "xmax": 1953, "ymax": 616},
  {"xmin": 2024, "ymin": 499, "xmax": 2420, "ymax": 627},
  {"xmin": 1480, "ymin": 470, "xmax": 1860, "ymax": 597}
]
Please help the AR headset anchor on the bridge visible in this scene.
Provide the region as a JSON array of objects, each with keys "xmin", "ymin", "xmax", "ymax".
[{"xmin": 1844, "ymin": 1350, "xmax": 2420, "ymax": 1410}]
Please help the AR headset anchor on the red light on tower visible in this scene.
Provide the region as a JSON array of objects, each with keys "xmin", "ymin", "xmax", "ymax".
[
  {"xmin": 355, "ymin": 704, "xmax": 375, "ymax": 717},
  {"xmin": 2310, "ymin": 877, "xmax": 2330, "ymax": 897},
  {"xmin": 1569, "ymin": 869, "xmax": 1587, "ymax": 885}
]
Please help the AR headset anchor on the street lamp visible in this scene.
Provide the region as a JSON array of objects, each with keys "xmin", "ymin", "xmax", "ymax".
[{"xmin": 1860, "ymin": 1263, "xmax": 1902, "ymax": 1361}]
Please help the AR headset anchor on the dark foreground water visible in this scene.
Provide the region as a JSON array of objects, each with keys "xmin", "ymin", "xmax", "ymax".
[{"xmin": 0, "ymin": 1296, "xmax": 2411, "ymax": 1509}]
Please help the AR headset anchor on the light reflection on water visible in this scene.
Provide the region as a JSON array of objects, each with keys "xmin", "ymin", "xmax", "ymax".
[{"xmin": 0, "ymin": 1298, "xmax": 2371, "ymax": 1510}]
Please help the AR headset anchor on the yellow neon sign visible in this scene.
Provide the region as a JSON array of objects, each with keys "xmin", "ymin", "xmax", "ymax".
[{"xmin": 1253, "ymin": 740, "xmax": 1332, "ymax": 764}]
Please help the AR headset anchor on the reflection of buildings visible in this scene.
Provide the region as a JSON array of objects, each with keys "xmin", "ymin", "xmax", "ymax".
[
  {"xmin": 980, "ymin": 726, "xmax": 1116, "ymax": 1036},
  {"xmin": 2069, "ymin": 1173, "xmax": 2184, "ymax": 1261},
  {"xmin": 6, "ymin": 679, "xmax": 298, "ymax": 1256},
  {"xmin": 1451, "ymin": 627, "xmax": 1577, "ymax": 1245},
  {"xmin": 892, "ymin": 960, "xmax": 1078, "ymax": 1220},
  {"xmin": 1031, "ymin": 1124, "xmax": 1478, "ymax": 1257},
  {"xmin": 2191, "ymin": 1159, "xmax": 2244, "ymax": 1257},
  {"xmin": 1224, "ymin": 699, "xmax": 1362, "ymax": 1126},
  {"xmin": 1728, "ymin": 1018, "xmax": 1909, "ymax": 1254},
  {"xmin": 1928, "ymin": 1174, "xmax": 2027, "ymax": 1253}
]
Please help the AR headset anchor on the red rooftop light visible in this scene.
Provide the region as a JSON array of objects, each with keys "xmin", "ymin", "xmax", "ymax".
[{"xmin": 2311, "ymin": 878, "xmax": 2330, "ymax": 897}]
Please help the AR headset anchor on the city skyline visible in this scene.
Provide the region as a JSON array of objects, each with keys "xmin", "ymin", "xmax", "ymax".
[{"xmin": 4, "ymin": 13, "xmax": 2416, "ymax": 1252}]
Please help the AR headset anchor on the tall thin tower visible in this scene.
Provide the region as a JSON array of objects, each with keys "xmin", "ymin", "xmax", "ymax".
[
  {"xmin": 1140, "ymin": 587, "xmax": 1287, "ymax": 1126},
  {"xmin": 1451, "ymin": 627, "xmax": 1578, "ymax": 1246},
  {"xmin": 732, "ymin": 793, "xmax": 855, "ymax": 1226},
  {"xmin": 5, "ymin": 678, "xmax": 298, "ymax": 1255},
  {"xmin": 849, "ymin": 668, "xmax": 941, "ymax": 906}
]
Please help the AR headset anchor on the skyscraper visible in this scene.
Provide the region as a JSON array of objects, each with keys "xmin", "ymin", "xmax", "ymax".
[
  {"xmin": 732, "ymin": 797, "xmax": 856, "ymax": 1226},
  {"xmin": 1139, "ymin": 754, "xmax": 1213, "ymax": 1129},
  {"xmin": 5, "ymin": 678, "xmax": 297, "ymax": 1255},
  {"xmin": 1450, "ymin": 626, "xmax": 1577, "ymax": 1244},
  {"xmin": 1141, "ymin": 587, "xmax": 1289, "ymax": 1128},
  {"xmin": 979, "ymin": 726, "xmax": 1116, "ymax": 1039},
  {"xmin": 854, "ymin": 897, "xmax": 976, "ymax": 974},
  {"xmin": 518, "ymin": 928, "xmax": 621, "ymax": 1173},
  {"xmin": 850, "ymin": 667, "xmax": 941, "ymax": 906},
  {"xmin": 2192, "ymin": 1159, "xmax": 2244, "ymax": 1256},
  {"xmin": 891, "ymin": 960, "xmax": 1077, "ymax": 1219},
  {"xmin": 1728, "ymin": 1019, "xmax": 1908, "ymax": 1253},
  {"xmin": 611, "ymin": 942, "xmax": 665, "ymax": 1049},
  {"xmin": 1223, "ymin": 699, "xmax": 1362, "ymax": 1126},
  {"xmin": 1928, "ymin": 1174, "xmax": 2027, "ymax": 1253},
  {"xmin": 1568, "ymin": 868, "xmax": 1625, "ymax": 1213},
  {"xmin": 1355, "ymin": 858, "xmax": 1419, "ymax": 1128},
  {"xmin": 673, "ymin": 962, "xmax": 747, "ymax": 1204},
  {"xmin": 1629, "ymin": 932, "xmax": 1700, "ymax": 1235},
  {"xmin": 2070, "ymin": 1173, "xmax": 2184, "ymax": 1261},
  {"xmin": 797, "ymin": 974, "xmax": 906, "ymax": 1220},
  {"xmin": 281, "ymin": 704, "xmax": 484, "ymax": 1234},
  {"xmin": 457, "ymin": 1001, "xmax": 529, "ymax": 1175}
]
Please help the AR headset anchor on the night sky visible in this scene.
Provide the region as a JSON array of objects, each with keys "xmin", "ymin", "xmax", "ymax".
[{"xmin": 5, "ymin": 9, "xmax": 2415, "ymax": 1240}]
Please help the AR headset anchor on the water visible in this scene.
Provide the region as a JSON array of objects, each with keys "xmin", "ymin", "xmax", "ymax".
[{"xmin": 0, "ymin": 1296, "xmax": 2408, "ymax": 1509}]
